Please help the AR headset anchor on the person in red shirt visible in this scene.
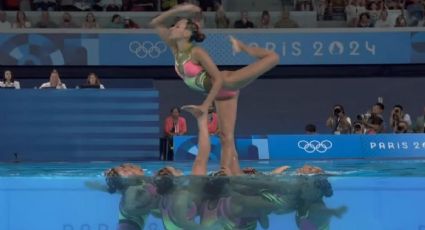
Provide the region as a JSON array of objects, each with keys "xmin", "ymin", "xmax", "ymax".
[
  {"xmin": 207, "ymin": 105, "xmax": 219, "ymax": 135},
  {"xmin": 164, "ymin": 107, "xmax": 187, "ymax": 137},
  {"xmin": 163, "ymin": 107, "xmax": 187, "ymax": 160}
]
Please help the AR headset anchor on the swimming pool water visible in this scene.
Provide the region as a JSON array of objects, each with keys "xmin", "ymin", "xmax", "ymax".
[{"xmin": 1, "ymin": 160, "xmax": 425, "ymax": 230}]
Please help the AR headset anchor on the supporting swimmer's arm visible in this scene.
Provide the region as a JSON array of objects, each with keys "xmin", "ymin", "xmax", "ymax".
[
  {"xmin": 192, "ymin": 47, "xmax": 224, "ymax": 114},
  {"xmin": 150, "ymin": 4, "xmax": 201, "ymax": 48}
]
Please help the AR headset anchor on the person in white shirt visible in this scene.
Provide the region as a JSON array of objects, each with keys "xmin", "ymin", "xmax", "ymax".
[
  {"xmin": 0, "ymin": 70, "xmax": 20, "ymax": 89},
  {"xmin": 79, "ymin": 72, "xmax": 105, "ymax": 89},
  {"xmin": 374, "ymin": 9, "xmax": 392, "ymax": 27},
  {"xmin": 345, "ymin": 0, "xmax": 357, "ymax": 26},
  {"xmin": 39, "ymin": 69, "xmax": 67, "ymax": 89},
  {"xmin": 12, "ymin": 11, "xmax": 31, "ymax": 28},
  {"xmin": 0, "ymin": 11, "xmax": 11, "ymax": 29}
]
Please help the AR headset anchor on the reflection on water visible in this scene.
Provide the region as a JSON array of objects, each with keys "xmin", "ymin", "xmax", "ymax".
[
  {"xmin": 89, "ymin": 164, "xmax": 347, "ymax": 230},
  {"xmin": 3, "ymin": 161, "xmax": 425, "ymax": 229}
]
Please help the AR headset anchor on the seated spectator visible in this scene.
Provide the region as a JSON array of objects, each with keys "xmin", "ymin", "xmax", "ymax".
[
  {"xmin": 395, "ymin": 14, "xmax": 408, "ymax": 27},
  {"xmin": 274, "ymin": 9, "xmax": 299, "ymax": 28},
  {"xmin": 107, "ymin": 14, "xmax": 123, "ymax": 28},
  {"xmin": 374, "ymin": 9, "xmax": 392, "ymax": 27},
  {"xmin": 36, "ymin": 11, "xmax": 58, "ymax": 28},
  {"xmin": 258, "ymin": 10, "xmax": 272, "ymax": 28},
  {"xmin": 207, "ymin": 105, "xmax": 219, "ymax": 135},
  {"xmin": 416, "ymin": 14, "xmax": 425, "ymax": 26},
  {"xmin": 0, "ymin": 11, "xmax": 11, "ymax": 29},
  {"xmin": 164, "ymin": 107, "xmax": 187, "ymax": 137},
  {"xmin": 316, "ymin": 0, "xmax": 326, "ymax": 20},
  {"xmin": 82, "ymin": 12, "xmax": 100, "ymax": 29},
  {"xmin": 12, "ymin": 11, "xmax": 31, "ymax": 28},
  {"xmin": 98, "ymin": 0, "xmax": 122, "ymax": 11},
  {"xmin": 0, "ymin": 70, "xmax": 20, "ymax": 89},
  {"xmin": 214, "ymin": 4, "xmax": 229, "ymax": 28},
  {"xmin": 34, "ymin": 0, "xmax": 57, "ymax": 11},
  {"xmin": 39, "ymin": 69, "xmax": 67, "ymax": 89},
  {"xmin": 390, "ymin": 105, "xmax": 412, "ymax": 133},
  {"xmin": 234, "ymin": 11, "xmax": 254, "ymax": 28},
  {"xmin": 78, "ymin": 73, "xmax": 105, "ymax": 89},
  {"xmin": 305, "ymin": 124, "xmax": 317, "ymax": 134},
  {"xmin": 407, "ymin": 0, "xmax": 424, "ymax": 26},
  {"xmin": 124, "ymin": 16, "xmax": 140, "ymax": 28},
  {"xmin": 357, "ymin": 12, "xmax": 373, "ymax": 27},
  {"xmin": 413, "ymin": 107, "xmax": 425, "ymax": 133},
  {"xmin": 357, "ymin": 0, "xmax": 367, "ymax": 14},
  {"xmin": 61, "ymin": 12, "xmax": 78, "ymax": 28},
  {"xmin": 326, "ymin": 104, "xmax": 352, "ymax": 134},
  {"xmin": 346, "ymin": 0, "xmax": 367, "ymax": 26},
  {"xmin": 367, "ymin": 2, "xmax": 379, "ymax": 24},
  {"xmin": 321, "ymin": 0, "xmax": 334, "ymax": 21},
  {"xmin": 345, "ymin": 0, "xmax": 358, "ymax": 26}
]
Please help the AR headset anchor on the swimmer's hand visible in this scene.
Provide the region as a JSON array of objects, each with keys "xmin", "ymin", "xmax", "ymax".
[{"xmin": 181, "ymin": 104, "xmax": 208, "ymax": 119}]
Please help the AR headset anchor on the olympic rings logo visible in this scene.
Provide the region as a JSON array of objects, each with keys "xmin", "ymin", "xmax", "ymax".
[
  {"xmin": 297, "ymin": 140, "xmax": 333, "ymax": 153},
  {"xmin": 129, "ymin": 41, "xmax": 167, "ymax": 59}
]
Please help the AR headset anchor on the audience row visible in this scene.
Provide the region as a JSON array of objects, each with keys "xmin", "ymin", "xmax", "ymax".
[
  {"xmin": 1, "ymin": 0, "xmax": 220, "ymax": 12},
  {"xmin": 0, "ymin": 9, "xmax": 301, "ymax": 29},
  {"xmin": 0, "ymin": 9, "xmax": 420, "ymax": 29},
  {"xmin": 0, "ymin": 69, "xmax": 105, "ymax": 89},
  {"xmin": 321, "ymin": 103, "xmax": 425, "ymax": 134}
]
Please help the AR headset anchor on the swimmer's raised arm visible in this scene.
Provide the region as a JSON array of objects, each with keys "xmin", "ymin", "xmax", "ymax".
[{"xmin": 150, "ymin": 4, "xmax": 201, "ymax": 49}]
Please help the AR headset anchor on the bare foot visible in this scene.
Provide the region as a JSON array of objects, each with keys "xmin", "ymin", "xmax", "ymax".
[
  {"xmin": 181, "ymin": 105, "xmax": 205, "ymax": 118},
  {"xmin": 229, "ymin": 35, "xmax": 242, "ymax": 55}
]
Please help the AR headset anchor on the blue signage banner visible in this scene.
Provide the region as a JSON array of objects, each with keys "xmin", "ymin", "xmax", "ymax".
[
  {"xmin": 0, "ymin": 31, "xmax": 421, "ymax": 66},
  {"xmin": 361, "ymin": 134, "xmax": 425, "ymax": 157},
  {"xmin": 174, "ymin": 134, "xmax": 425, "ymax": 161},
  {"xmin": 173, "ymin": 135, "xmax": 270, "ymax": 161}
]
